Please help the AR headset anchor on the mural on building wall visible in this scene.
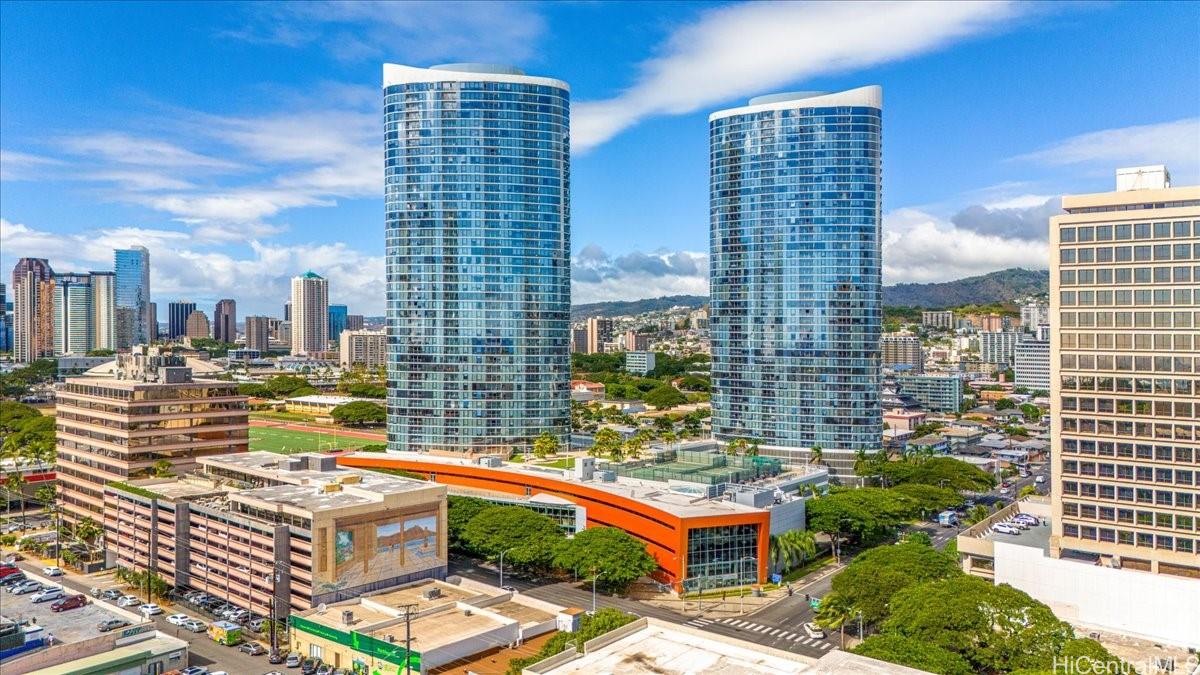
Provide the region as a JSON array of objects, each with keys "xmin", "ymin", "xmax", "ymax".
[{"xmin": 320, "ymin": 510, "xmax": 441, "ymax": 594}]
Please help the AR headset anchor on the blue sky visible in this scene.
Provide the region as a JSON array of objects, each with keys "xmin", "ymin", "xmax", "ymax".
[{"xmin": 2, "ymin": 1, "xmax": 1198, "ymax": 316}]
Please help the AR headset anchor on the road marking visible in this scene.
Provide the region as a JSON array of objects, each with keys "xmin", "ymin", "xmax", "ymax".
[
  {"xmin": 753, "ymin": 624, "xmax": 771, "ymax": 633},
  {"xmin": 801, "ymin": 637, "xmax": 814, "ymax": 645},
  {"xmin": 720, "ymin": 618, "xmax": 737, "ymax": 625},
  {"xmin": 769, "ymin": 628, "xmax": 783, "ymax": 636},
  {"xmin": 820, "ymin": 642, "xmax": 832, "ymax": 650},
  {"xmin": 784, "ymin": 632, "xmax": 798, "ymax": 640}
]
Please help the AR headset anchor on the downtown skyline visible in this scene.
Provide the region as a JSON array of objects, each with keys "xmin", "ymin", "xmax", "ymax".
[{"xmin": 2, "ymin": 1, "xmax": 1199, "ymax": 316}]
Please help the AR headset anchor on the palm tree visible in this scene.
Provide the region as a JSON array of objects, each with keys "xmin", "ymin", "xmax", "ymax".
[
  {"xmin": 746, "ymin": 439, "xmax": 760, "ymax": 457},
  {"xmin": 152, "ymin": 459, "xmax": 174, "ymax": 477},
  {"xmin": 815, "ymin": 593, "xmax": 854, "ymax": 649},
  {"xmin": 809, "ymin": 444, "xmax": 824, "ymax": 466},
  {"xmin": 5, "ymin": 472, "xmax": 26, "ymax": 528},
  {"xmin": 768, "ymin": 530, "xmax": 817, "ymax": 574},
  {"xmin": 75, "ymin": 516, "xmax": 103, "ymax": 547}
]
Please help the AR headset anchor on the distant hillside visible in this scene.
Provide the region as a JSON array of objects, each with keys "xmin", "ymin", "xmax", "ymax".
[
  {"xmin": 571, "ymin": 295, "xmax": 708, "ymax": 320},
  {"xmin": 883, "ymin": 268, "xmax": 1048, "ymax": 309}
]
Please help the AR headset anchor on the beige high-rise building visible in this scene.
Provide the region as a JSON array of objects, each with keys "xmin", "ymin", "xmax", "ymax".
[
  {"xmin": 244, "ymin": 315, "xmax": 271, "ymax": 352},
  {"xmin": 290, "ymin": 272, "xmax": 328, "ymax": 355},
  {"xmin": 881, "ymin": 335, "xmax": 923, "ymax": 373},
  {"xmin": 11, "ymin": 257, "xmax": 55, "ymax": 363},
  {"xmin": 55, "ymin": 346, "xmax": 249, "ymax": 524},
  {"xmin": 1050, "ymin": 165, "xmax": 1199, "ymax": 578},
  {"xmin": 90, "ymin": 271, "xmax": 116, "ymax": 351},
  {"xmin": 339, "ymin": 329, "xmax": 386, "ymax": 369},
  {"xmin": 185, "ymin": 309, "xmax": 210, "ymax": 339},
  {"xmin": 585, "ymin": 317, "xmax": 613, "ymax": 354}
]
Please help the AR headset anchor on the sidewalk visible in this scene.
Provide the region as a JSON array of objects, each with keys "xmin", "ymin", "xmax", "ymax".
[{"xmin": 632, "ymin": 560, "xmax": 844, "ymax": 619}]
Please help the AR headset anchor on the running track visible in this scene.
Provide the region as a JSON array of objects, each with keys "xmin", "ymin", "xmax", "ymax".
[{"xmin": 249, "ymin": 418, "xmax": 386, "ymax": 441}]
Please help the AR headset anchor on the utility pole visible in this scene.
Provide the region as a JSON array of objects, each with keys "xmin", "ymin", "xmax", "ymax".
[{"xmin": 399, "ymin": 603, "xmax": 418, "ymax": 675}]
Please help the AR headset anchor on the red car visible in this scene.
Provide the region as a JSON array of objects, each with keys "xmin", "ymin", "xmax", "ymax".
[
  {"xmin": 51, "ymin": 594, "xmax": 88, "ymax": 612},
  {"xmin": 0, "ymin": 564, "xmax": 20, "ymax": 579}
]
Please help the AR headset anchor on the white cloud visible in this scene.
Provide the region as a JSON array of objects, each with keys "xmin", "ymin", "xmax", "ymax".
[
  {"xmin": 223, "ymin": 1, "xmax": 544, "ymax": 65},
  {"xmin": 0, "ymin": 149, "xmax": 64, "ymax": 180},
  {"xmin": 59, "ymin": 132, "xmax": 241, "ymax": 170},
  {"xmin": 1, "ymin": 217, "xmax": 384, "ymax": 315},
  {"xmin": 1014, "ymin": 117, "xmax": 1200, "ymax": 181},
  {"xmin": 573, "ymin": 1, "xmax": 1021, "ymax": 151},
  {"xmin": 883, "ymin": 207, "xmax": 1048, "ymax": 284},
  {"xmin": 571, "ymin": 245, "xmax": 709, "ymax": 304}
]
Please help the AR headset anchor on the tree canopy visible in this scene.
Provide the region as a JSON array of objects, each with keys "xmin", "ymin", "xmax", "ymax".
[
  {"xmin": 853, "ymin": 634, "xmax": 974, "ymax": 675},
  {"xmin": 830, "ymin": 542, "xmax": 960, "ymax": 623},
  {"xmin": 879, "ymin": 456, "xmax": 996, "ymax": 493},
  {"xmin": 330, "ymin": 401, "xmax": 385, "ymax": 426},
  {"xmin": 447, "ymin": 496, "xmax": 495, "ymax": 550},
  {"xmin": 644, "ymin": 384, "xmax": 687, "ymax": 409},
  {"xmin": 553, "ymin": 527, "xmax": 656, "ymax": 593},
  {"xmin": 462, "ymin": 506, "xmax": 564, "ymax": 571}
]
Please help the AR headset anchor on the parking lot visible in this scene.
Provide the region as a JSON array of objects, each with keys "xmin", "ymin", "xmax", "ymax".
[{"xmin": 2, "ymin": 573, "xmax": 138, "ymax": 645}]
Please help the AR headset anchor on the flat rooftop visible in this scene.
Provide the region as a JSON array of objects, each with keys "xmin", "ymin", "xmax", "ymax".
[
  {"xmin": 367, "ymin": 580, "xmax": 481, "ymax": 612},
  {"xmin": 344, "ymin": 451, "xmax": 767, "ymax": 518},
  {"xmin": 986, "ymin": 518, "xmax": 1052, "ymax": 552},
  {"xmin": 368, "ymin": 609, "xmax": 505, "ymax": 653},
  {"xmin": 486, "ymin": 600, "xmax": 554, "ymax": 625}
]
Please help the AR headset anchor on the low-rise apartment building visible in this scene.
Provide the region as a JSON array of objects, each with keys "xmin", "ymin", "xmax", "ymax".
[
  {"xmin": 103, "ymin": 452, "xmax": 447, "ymax": 618},
  {"xmin": 338, "ymin": 329, "xmax": 386, "ymax": 369},
  {"xmin": 894, "ymin": 374, "xmax": 963, "ymax": 412}
]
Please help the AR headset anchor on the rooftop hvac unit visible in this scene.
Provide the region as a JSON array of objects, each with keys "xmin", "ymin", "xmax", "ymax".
[
  {"xmin": 422, "ymin": 588, "xmax": 441, "ymax": 600},
  {"xmin": 342, "ymin": 610, "xmax": 354, "ymax": 625},
  {"xmin": 479, "ymin": 456, "xmax": 502, "ymax": 468},
  {"xmin": 596, "ymin": 470, "xmax": 616, "ymax": 482}
]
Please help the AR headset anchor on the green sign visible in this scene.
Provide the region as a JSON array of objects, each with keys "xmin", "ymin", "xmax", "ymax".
[{"xmin": 290, "ymin": 615, "xmax": 421, "ymax": 671}]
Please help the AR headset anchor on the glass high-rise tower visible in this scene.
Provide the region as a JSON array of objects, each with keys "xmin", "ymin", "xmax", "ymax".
[
  {"xmin": 709, "ymin": 87, "xmax": 883, "ymax": 476},
  {"xmin": 383, "ymin": 63, "xmax": 571, "ymax": 453},
  {"xmin": 114, "ymin": 247, "xmax": 150, "ymax": 348}
]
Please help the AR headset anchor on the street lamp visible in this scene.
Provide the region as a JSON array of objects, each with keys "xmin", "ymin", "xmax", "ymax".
[
  {"xmin": 737, "ymin": 556, "xmax": 755, "ymax": 615},
  {"xmin": 498, "ymin": 548, "xmax": 515, "ymax": 589},
  {"xmin": 591, "ymin": 567, "xmax": 603, "ymax": 614}
]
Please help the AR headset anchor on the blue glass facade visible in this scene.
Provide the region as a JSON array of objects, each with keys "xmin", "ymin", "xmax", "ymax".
[
  {"xmin": 383, "ymin": 64, "xmax": 571, "ymax": 453},
  {"xmin": 113, "ymin": 247, "xmax": 150, "ymax": 349},
  {"xmin": 328, "ymin": 304, "xmax": 348, "ymax": 344},
  {"xmin": 709, "ymin": 89, "xmax": 882, "ymax": 456}
]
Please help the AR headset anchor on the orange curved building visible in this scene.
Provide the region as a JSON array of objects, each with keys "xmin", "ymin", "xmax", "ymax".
[{"xmin": 338, "ymin": 453, "xmax": 770, "ymax": 591}]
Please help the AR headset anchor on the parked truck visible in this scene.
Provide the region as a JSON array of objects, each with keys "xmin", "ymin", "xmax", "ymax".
[
  {"xmin": 937, "ymin": 510, "xmax": 960, "ymax": 527},
  {"xmin": 208, "ymin": 620, "xmax": 243, "ymax": 646}
]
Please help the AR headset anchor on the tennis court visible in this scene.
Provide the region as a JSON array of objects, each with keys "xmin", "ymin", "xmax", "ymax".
[{"xmin": 249, "ymin": 426, "xmax": 376, "ymax": 454}]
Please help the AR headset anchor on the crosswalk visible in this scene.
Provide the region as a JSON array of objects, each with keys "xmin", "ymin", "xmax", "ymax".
[{"xmin": 684, "ymin": 617, "xmax": 833, "ymax": 650}]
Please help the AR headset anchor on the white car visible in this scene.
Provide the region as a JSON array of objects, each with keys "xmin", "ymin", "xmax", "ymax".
[
  {"xmin": 167, "ymin": 613, "xmax": 191, "ymax": 625},
  {"xmin": 41, "ymin": 566, "xmax": 64, "ymax": 577},
  {"xmin": 116, "ymin": 595, "xmax": 141, "ymax": 607},
  {"xmin": 182, "ymin": 619, "xmax": 207, "ymax": 633},
  {"xmin": 993, "ymin": 524, "xmax": 1021, "ymax": 535},
  {"xmin": 803, "ymin": 622, "xmax": 826, "ymax": 639},
  {"xmin": 139, "ymin": 603, "xmax": 163, "ymax": 616},
  {"xmin": 31, "ymin": 587, "xmax": 64, "ymax": 603}
]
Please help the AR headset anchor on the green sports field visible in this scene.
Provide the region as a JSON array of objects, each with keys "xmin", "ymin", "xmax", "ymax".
[{"xmin": 249, "ymin": 427, "xmax": 377, "ymax": 454}]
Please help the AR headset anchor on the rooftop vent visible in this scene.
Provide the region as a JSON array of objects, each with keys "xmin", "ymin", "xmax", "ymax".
[{"xmin": 342, "ymin": 610, "xmax": 354, "ymax": 625}]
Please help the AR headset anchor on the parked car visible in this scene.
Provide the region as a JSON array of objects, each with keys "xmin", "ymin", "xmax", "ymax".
[
  {"xmin": 140, "ymin": 603, "xmax": 163, "ymax": 616},
  {"xmin": 301, "ymin": 658, "xmax": 322, "ymax": 674},
  {"xmin": 31, "ymin": 587, "xmax": 65, "ymax": 603},
  {"xmin": 51, "ymin": 594, "xmax": 87, "ymax": 612},
  {"xmin": 803, "ymin": 622, "xmax": 826, "ymax": 639},
  {"xmin": 167, "ymin": 613, "xmax": 191, "ymax": 625},
  {"xmin": 102, "ymin": 588, "xmax": 123, "ymax": 600},
  {"xmin": 1035, "ymin": 475, "xmax": 1046, "ymax": 484},
  {"xmin": 41, "ymin": 565, "xmax": 64, "ymax": 577},
  {"xmin": 268, "ymin": 651, "xmax": 286, "ymax": 664},
  {"xmin": 286, "ymin": 653, "xmax": 303, "ymax": 668},
  {"xmin": 183, "ymin": 619, "xmax": 207, "ymax": 633},
  {"xmin": 97, "ymin": 618, "xmax": 131, "ymax": 632},
  {"xmin": 89, "ymin": 586, "xmax": 104, "ymax": 597},
  {"xmin": 0, "ymin": 573, "xmax": 27, "ymax": 587},
  {"xmin": 0, "ymin": 563, "xmax": 21, "ymax": 579},
  {"xmin": 248, "ymin": 617, "xmax": 268, "ymax": 632},
  {"xmin": 315, "ymin": 665, "xmax": 333, "ymax": 675},
  {"xmin": 11, "ymin": 580, "xmax": 44, "ymax": 595},
  {"xmin": 239, "ymin": 642, "xmax": 267, "ymax": 656},
  {"xmin": 180, "ymin": 667, "xmax": 209, "ymax": 675},
  {"xmin": 993, "ymin": 523, "xmax": 1021, "ymax": 535},
  {"xmin": 117, "ymin": 595, "xmax": 141, "ymax": 607}
]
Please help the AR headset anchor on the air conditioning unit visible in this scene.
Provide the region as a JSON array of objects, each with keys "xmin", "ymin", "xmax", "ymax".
[{"xmin": 422, "ymin": 588, "xmax": 441, "ymax": 600}]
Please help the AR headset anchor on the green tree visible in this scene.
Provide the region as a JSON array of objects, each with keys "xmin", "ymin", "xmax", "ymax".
[
  {"xmin": 34, "ymin": 485, "xmax": 56, "ymax": 513},
  {"xmin": 462, "ymin": 506, "xmax": 564, "ymax": 572},
  {"xmin": 75, "ymin": 516, "xmax": 103, "ymax": 546},
  {"xmin": 768, "ymin": 529, "xmax": 817, "ymax": 574},
  {"xmin": 806, "ymin": 488, "xmax": 918, "ymax": 552},
  {"xmin": 902, "ymin": 530, "xmax": 932, "ymax": 547},
  {"xmin": 346, "ymin": 383, "xmax": 387, "ymax": 399},
  {"xmin": 726, "ymin": 438, "xmax": 749, "ymax": 456},
  {"xmin": 447, "ymin": 496, "xmax": 494, "ymax": 550},
  {"xmin": 1018, "ymin": 485, "xmax": 1038, "ymax": 499},
  {"xmin": 553, "ymin": 527, "xmax": 656, "ymax": 593},
  {"xmin": 829, "ymin": 542, "xmax": 959, "ymax": 624},
  {"xmin": 0, "ymin": 401, "xmax": 42, "ymax": 433},
  {"xmin": 878, "ymin": 456, "xmax": 995, "ymax": 493},
  {"xmin": 590, "ymin": 428, "xmax": 623, "ymax": 459},
  {"xmin": 964, "ymin": 504, "xmax": 991, "ymax": 525},
  {"xmin": 86, "ymin": 348, "xmax": 116, "ymax": 357},
  {"xmin": 853, "ymin": 634, "xmax": 974, "ymax": 675},
  {"xmin": 883, "ymin": 575, "xmax": 1075, "ymax": 673},
  {"xmin": 1019, "ymin": 403, "xmax": 1042, "ymax": 422},
  {"xmin": 994, "ymin": 398, "xmax": 1016, "ymax": 410},
  {"xmin": 5, "ymin": 472, "xmax": 27, "ymax": 526},
  {"xmin": 809, "ymin": 444, "xmax": 824, "ymax": 465},
  {"xmin": 152, "ymin": 459, "xmax": 174, "ymax": 478},
  {"xmin": 237, "ymin": 383, "xmax": 272, "ymax": 398},
  {"xmin": 263, "ymin": 375, "xmax": 313, "ymax": 398},
  {"xmin": 644, "ymin": 384, "xmax": 687, "ymax": 409},
  {"xmin": 330, "ymin": 401, "xmax": 386, "ymax": 426},
  {"xmin": 815, "ymin": 592, "xmax": 855, "ymax": 649},
  {"xmin": 505, "ymin": 608, "xmax": 636, "ymax": 674},
  {"xmin": 532, "ymin": 431, "xmax": 561, "ymax": 459}
]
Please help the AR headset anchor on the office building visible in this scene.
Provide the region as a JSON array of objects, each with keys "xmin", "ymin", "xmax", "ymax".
[
  {"xmin": 244, "ymin": 315, "xmax": 272, "ymax": 352},
  {"xmin": 52, "ymin": 272, "xmax": 93, "ymax": 355},
  {"xmin": 979, "ymin": 314, "xmax": 1004, "ymax": 332},
  {"xmin": 585, "ymin": 317, "xmax": 613, "ymax": 354},
  {"xmin": 709, "ymin": 87, "xmax": 882, "ymax": 469},
  {"xmin": 185, "ymin": 309, "xmax": 210, "ymax": 339},
  {"xmin": 384, "ymin": 63, "xmax": 571, "ymax": 454},
  {"xmin": 980, "ymin": 331, "xmax": 1021, "ymax": 367},
  {"xmin": 114, "ymin": 246, "xmax": 151, "ymax": 349},
  {"xmin": 11, "ymin": 257, "xmax": 55, "ymax": 363},
  {"xmin": 625, "ymin": 350, "xmax": 656, "ymax": 375},
  {"xmin": 90, "ymin": 271, "xmax": 116, "ymax": 351},
  {"xmin": 1050, "ymin": 165, "xmax": 1199, "ymax": 578},
  {"xmin": 103, "ymin": 451, "xmax": 447, "ymax": 616},
  {"xmin": 345, "ymin": 314, "xmax": 364, "ymax": 331},
  {"xmin": 213, "ymin": 298, "xmax": 236, "ymax": 344},
  {"xmin": 624, "ymin": 330, "xmax": 650, "ymax": 352},
  {"xmin": 689, "ymin": 308, "xmax": 709, "ymax": 330},
  {"xmin": 895, "ymin": 374, "xmax": 963, "ymax": 413},
  {"xmin": 881, "ymin": 336, "xmax": 923, "ymax": 373},
  {"xmin": 327, "ymin": 304, "xmax": 348, "ymax": 345},
  {"xmin": 148, "ymin": 301, "xmax": 158, "ymax": 342},
  {"xmin": 339, "ymin": 329, "xmax": 386, "ymax": 369},
  {"xmin": 570, "ymin": 327, "xmax": 588, "ymax": 353},
  {"xmin": 1020, "ymin": 302, "xmax": 1049, "ymax": 332},
  {"xmin": 283, "ymin": 300, "xmax": 291, "ymax": 322},
  {"xmin": 55, "ymin": 345, "xmax": 249, "ymax": 524},
  {"xmin": 922, "ymin": 310, "xmax": 954, "ymax": 330},
  {"xmin": 1013, "ymin": 339, "xmax": 1050, "ymax": 391},
  {"xmin": 290, "ymin": 272, "xmax": 328, "ymax": 356},
  {"xmin": 167, "ymin": 300, "xmax": 196, "ymax": 339}
]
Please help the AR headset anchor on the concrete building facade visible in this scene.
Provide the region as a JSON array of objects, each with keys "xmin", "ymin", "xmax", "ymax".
[
  {"xmin": 921, "ymin": 310, "xmax": 954, "ymax": 330},
  {"xmin": 291, "ymin": 272, "xmax": 329, "ymax": 356},
  {"xmin": 213, "ymin": 298, "xmax": 236, "ymax": 344},
  {"xmin": 881, "ymin": 336, "xmax": 923, "ymax": 373},
  {"xmin": 339, "ymin": 329, "xmax": 386, "ymax": 369},
  {"xmin": 1013, "ymin": 339, "xmax": 1050, "ymax": 392},
  {"xmin": 245, "ymin": 315, "xmax": 272, "ymax": 352},
  {"xmin": 11, "ymin": 257, "xmax": 55, "ymax": 363}
]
